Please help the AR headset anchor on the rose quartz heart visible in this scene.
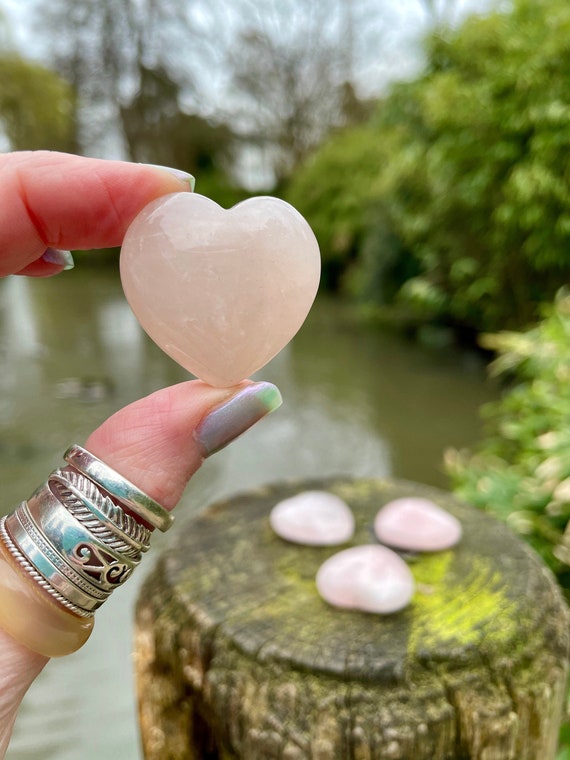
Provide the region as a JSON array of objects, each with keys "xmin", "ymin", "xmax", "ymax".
[
  {"xmin": 269, "ymin": 491, "xmax": 355, "ymax": 546},
  {"xmin": 316, "ymin": 545, "xmax": 415, "ymax": 614},
  {"xmin": 120, "ymin": 193, "xmax": 320, "ymax": 387},
  {"xmin": 374, "ymin": 497, "xmax": 462, "ymax": 552}
]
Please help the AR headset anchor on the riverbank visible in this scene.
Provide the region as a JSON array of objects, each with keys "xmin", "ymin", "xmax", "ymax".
[{"xmin": 0, "ymin": 271, "xmax": 497, "ymax": 759}]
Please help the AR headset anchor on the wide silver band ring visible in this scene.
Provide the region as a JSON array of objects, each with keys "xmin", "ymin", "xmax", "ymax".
[
  {"xmin": 28, "ymin": 483, "xmax": 140, "ymax": 588},
  {"xmin": 49, "ymin": 469, "xmax": 151, "ymax": 556},
  {"xmin": 5, "ymin": 498, "xmax": 112, "ymax": 613},
  {"xmin": 0, "ymin": 444, "xmax": 171, "ymax": 616},
  {"xmin": 64, "ymin": 445, "xmax": 173, "ymax": 532},
  {"xmin": 0, "ymin": 515, "xmax": 93, "ymax": 618}
]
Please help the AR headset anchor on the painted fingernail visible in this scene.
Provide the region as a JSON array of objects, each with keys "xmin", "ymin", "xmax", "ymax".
[
  {"xmin": 141, "ymin": 164, "xmax": 196, "ymax": 191},
  {"xmin": 196, "ymin": 382, "xmax": 282, "ymax": 457},
  {"xmin": 41, "ymin": 248, "xmax": 75, "ymax": 270}
]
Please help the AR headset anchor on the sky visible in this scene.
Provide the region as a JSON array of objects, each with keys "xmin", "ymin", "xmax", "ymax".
[
  {"xmin": 0, "ymin": 0, "xmax": 498, "ymax": 92},
  {"xmin": 0, "ymin": 0, "xmax": 498, "ymax": 183}
]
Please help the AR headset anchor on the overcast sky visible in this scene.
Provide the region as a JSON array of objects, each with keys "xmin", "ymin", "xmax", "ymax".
[
  {"xmin": 1, "ymin": 0, "xmax": 498, "ymax": 92},
  {"xmin": 0, "ymin": 0, "xmax": 498, "ymax": 181}
]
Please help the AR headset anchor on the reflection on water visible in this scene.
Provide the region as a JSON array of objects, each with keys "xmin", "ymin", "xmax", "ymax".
[{"xmin": 1, "ymin": 267, "xmax": 495, "ymax": 759}]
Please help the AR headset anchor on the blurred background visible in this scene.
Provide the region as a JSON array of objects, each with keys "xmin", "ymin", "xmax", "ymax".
[{"xmin": 1, "ymin": 0, "xmax": 570, "ymax": 757}]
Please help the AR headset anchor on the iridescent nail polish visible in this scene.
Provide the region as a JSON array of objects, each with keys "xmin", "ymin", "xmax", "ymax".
[
  {"xmin": 41, "ymin": 248, "xmax": 75, "ymax": 270},
  {"xmin": 195, "ymin": 382, "xmax": 282, "ymax": 457}
]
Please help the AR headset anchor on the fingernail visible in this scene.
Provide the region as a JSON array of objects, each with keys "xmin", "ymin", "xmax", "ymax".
[
  {"xmin": 41, "ymin": 248, "xmax": 75, "ymax": 270},
  {"xmin": 196, "ymin": 382, "xmax": 282, "ymax": 457},
  {"xmin": 141, "ymin": 163, "xmax": 195, "ymax": 191}
]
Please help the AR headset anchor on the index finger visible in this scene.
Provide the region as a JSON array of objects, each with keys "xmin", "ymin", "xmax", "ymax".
[{"xmin": 0, "ymin": 151, "xmax": 194, "ymax": 277}]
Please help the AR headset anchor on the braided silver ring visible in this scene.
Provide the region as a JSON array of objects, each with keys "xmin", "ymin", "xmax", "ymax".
[
  {"xmin": 0, "ymin": 444, "xmax": 171, "ymax": 616},
  {"xmin": 64, "ymin": 445, "xmax": 173, "ymax": 532}
]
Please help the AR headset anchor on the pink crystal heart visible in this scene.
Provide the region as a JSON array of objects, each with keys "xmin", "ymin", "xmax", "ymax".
[
  {"xmin": 120, "ymin": 193, "xmax": 321, "ymax": 387},
  {"xmin": 316, "ymin": 545, "xmax": 415, "ymax": 614},
  {"xmin": 269, "ymin": 491, "xmax": 355, "ymax": 546},
  {"xmin": 374, "ymin": 497, "xmax": 462, "ymax": 552}
]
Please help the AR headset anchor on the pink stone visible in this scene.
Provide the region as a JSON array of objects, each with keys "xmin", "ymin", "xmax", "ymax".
[
  {"xmin": 120, "ymin": 193, "xmax": 321, "ymax": 387},
  {"xmin": 270, "ymin": 491, "xmax": 354, "ymax": 546},
  {"xmin": 316, "ymin": 545, "xmax": 415, "ymax": 614},
  {"xmin": 374, "ymin": 497, "xmax": 462, "ymax": 552}
]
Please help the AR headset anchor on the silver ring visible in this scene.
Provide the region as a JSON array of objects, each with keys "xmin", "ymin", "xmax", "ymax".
[
  {"xmin": 4, "ymin": 503, "xmax": 107, "ymax": 614},
  {"xmin": 50, "ymin": 469, "xmax": 151, "ymax": 556},
  {"xmin": 0, "ymin": 446, "xmax": 167, "ymax": 616},
  {"xmin": 5, "ymin": 486, "xmax": 140, "ymax": 614},
  {"xmin": 64, "ymin": 445, "xmax": 173, "ymax": 532},
  {"xmin": 28, "ymin": 483, "xmax": 140, "ymax": 588},
  {"xmin": 0, "ymin": 515, "xmax": 93, "ymax": 618}
]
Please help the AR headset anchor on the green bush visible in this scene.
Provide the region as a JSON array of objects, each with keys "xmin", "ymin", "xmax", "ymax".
[
  {"xmin": 286, "ymin": 124, "xmax": 390, "ymax": 291},
  {"xmin": 446, "ymin": 289, "xmax": 570, "ymax": 592},
  {"xmin": 388, "ymin": 0, "xmax": 570, "ymax": 333},
  {"xmin": 0, "ymin": 55, "xmax": 76, "ymax": 150},
  {"xmin": 287, "ymin": 0, "xmax": 570, "ymax": 335}
]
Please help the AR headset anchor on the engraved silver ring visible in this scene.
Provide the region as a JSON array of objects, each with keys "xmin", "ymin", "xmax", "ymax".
[
  {"xmin": 0, "ymin": 444, "xmax": 170, "ymax": 616},
  {"xmin": 64, "ymin": 445, "xmax": 173, "ymax": 532}
]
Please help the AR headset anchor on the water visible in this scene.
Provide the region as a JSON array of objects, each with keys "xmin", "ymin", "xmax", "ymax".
[{"xmin": 0, "ymin": 267, "xmax": 495, "ymax": 759}]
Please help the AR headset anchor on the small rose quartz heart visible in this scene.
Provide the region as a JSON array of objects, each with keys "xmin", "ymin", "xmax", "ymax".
[
  {"xmin": 120, "ymin": 193, "xmax": 320, "ymax": 387},
  {"xmin": 316, "ymin": 545, "xmax": 415, "ymax": 614},
  {"xmin": 270, "ymin": 491, "xmax": 355, "ymax": 546},
  {"xmin": 374, "ymin": 497, "xmax": 462, "ymax": 552}
]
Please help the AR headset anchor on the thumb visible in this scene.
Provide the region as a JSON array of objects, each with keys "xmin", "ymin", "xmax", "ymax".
[
  {"xmin": 85, "ymin": 379, "xmax": 282, "ymax": 510},
  {"xmin": 0, "ymin": 379, "xmax": 281, "ymax": 758}
]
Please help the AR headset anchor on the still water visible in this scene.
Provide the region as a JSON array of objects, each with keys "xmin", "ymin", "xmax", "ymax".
[{"xmin": 0, "ymin": 266, "xmax": 495, "ymax": 759}]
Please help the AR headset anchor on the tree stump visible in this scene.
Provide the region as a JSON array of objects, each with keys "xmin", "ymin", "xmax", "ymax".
[{"xmin": 134, "ymin": 478, "xmax": 570, "ymax": 760}]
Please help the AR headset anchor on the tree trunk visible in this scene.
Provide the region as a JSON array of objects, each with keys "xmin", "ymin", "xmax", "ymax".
[{"xmin": 134, "ymin": 478, "xmax": 570, "ymax": 760}]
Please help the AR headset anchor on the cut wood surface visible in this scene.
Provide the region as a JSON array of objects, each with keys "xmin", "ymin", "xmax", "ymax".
[{"xmin": 135, "ymin": 478, "xmax": 570, "ymax": 760}]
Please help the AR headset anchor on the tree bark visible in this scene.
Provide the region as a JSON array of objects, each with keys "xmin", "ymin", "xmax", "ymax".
[{"xmin": 134, "ymin": 478, "xmax": 570, "ymax": 760}]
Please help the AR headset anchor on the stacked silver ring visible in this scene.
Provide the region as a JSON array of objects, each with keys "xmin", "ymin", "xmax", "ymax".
[{"xmin": 0, "ymin": 445, "xmax": 172, "ymax": 617}]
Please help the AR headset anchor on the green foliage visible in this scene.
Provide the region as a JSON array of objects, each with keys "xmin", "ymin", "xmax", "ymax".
[
  {"xmin": 285, "ymin": 104, "xmax": 421, "ymax": 295},
  {"xmin": 286, "ymin": 125, "xmax": 385, "ymax": 284},
  {"xmin": 193, "ymin": 171, "xmax": 251, "ymax": 211},
  {"xmin": 558, "ymin": 719, "xmax": 570, "ymax": 760},
  {"xmin": 392, "ymin": 0, "xmax": 570, "ymax": 332},
  {"xmin": 447, "ymin": 285, "xmax": 570, "ymax": 758},
  {"xmin": 0, "ymin": 55, "xmax": 76, "ymax": 150},
  {"xmin": 287, "ymin": 0, "xmax": 570, "ymax": 333},
  {"xmin": 446, "ymin": 290, "xmax": 570, "ymax": 591},
  {"xmin": 120, "ymin": 65, "xmax": 237, "ymax": 181}
]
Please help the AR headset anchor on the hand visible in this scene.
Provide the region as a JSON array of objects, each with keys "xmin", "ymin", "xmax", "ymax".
[{"xmin": 0, "ymin": 151, "xmax": 281, "ymax": 756}]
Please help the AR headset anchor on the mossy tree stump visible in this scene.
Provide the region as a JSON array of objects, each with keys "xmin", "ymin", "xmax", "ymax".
[{"xmin": 134, "ymin": 478, "xmax": 570, "ymax": 760}]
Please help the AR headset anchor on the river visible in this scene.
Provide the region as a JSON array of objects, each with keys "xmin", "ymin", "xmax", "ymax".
[{"xmin": 0, "ymin": 266, "xmax": 495, "ymax": 759}]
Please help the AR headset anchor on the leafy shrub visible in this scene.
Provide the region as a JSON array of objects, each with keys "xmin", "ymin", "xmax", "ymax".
[
  {"xmin": 446, "ymin": 289, "xmax": 570, "ymax": 591},
  {"xmin": 0, "ymin": 55, "xmax": 76, "ymax": 150},
  {"xmin": 287, "ymin": 0, "xmax": 570, "ymax": 334}
]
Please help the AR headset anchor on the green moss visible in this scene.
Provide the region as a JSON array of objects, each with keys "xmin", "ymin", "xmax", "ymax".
[
  {"xmin": 331, "ymin": 479, "xmax": 382, "ymax": 503},
  {"xmin": 409, "ymin": 552, "xmax": 519, "ymax": 652}
]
